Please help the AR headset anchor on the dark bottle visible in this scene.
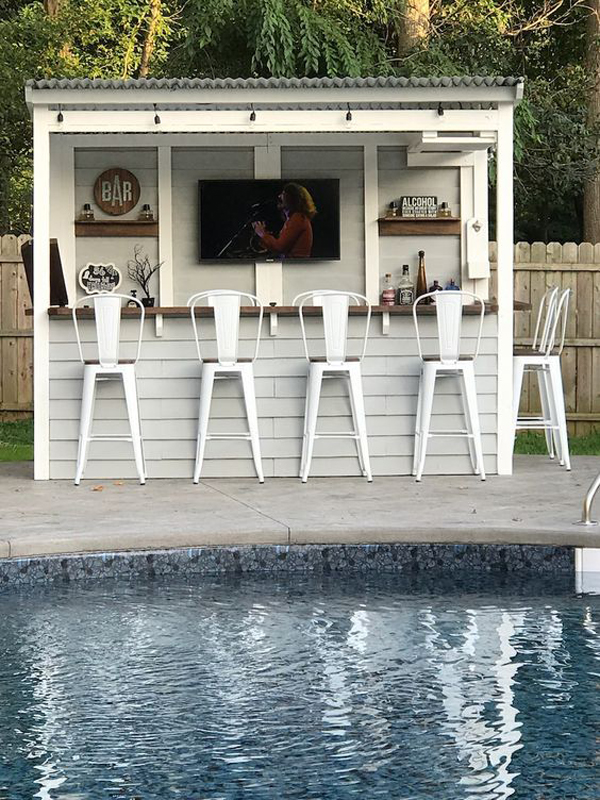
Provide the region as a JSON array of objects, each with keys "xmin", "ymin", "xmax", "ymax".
[
  {"xmin": 428, "ymin": 279, "xmax": 443, "ymax": 303},
  {"xmin": 416, "ymin": 250, "xmax": 428, "ymax": 299}
]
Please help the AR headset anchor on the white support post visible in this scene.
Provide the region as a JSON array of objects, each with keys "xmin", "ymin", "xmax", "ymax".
[
  {"xmin": 459, "ymin": 163, "xmax": 475, "ymax": 295},
  {"xmin": 496, "ymin": 103, "xmax": 514, "ymax": 475},
  {"xmin": 363, "ymin": 144, "xmax": 380, "ymax": 303},
  {"xmin": 33, "ymin": 108, "xmax": 52, "ymax": 479},
  {"xmin": 473, "ymin": 150, "xmax": 490, "ymax": 300},
  {"xmin": 254, "ymin": 141, "xmax": 282, "ymax": 305},
  {"xmin": 157, "ymin": 146, "xmax": 173, "ymax": 336},
  {"xmin": 50, "ymin": 137, "xmax": 76, "ymax": 301}
]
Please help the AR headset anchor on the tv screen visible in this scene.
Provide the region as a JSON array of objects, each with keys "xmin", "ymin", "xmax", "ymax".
[{"xmin": 199, "ymin": 179, "xmax": 340, "ymax": 261}]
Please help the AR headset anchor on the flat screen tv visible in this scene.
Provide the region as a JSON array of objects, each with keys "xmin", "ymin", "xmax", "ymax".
[{"xmin": 199, "ymin": 179, "xmax": 340, "ymax": 261}]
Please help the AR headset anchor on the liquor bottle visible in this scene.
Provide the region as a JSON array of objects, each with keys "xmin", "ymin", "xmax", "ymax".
[
  {"xmin": 397, "ymin": 265, "xmax": 414, "ymax": 306},
  {"xmin": 381, "ymin": 273, "xmax": 396, "ymax": 306},
  {"xmin": 428, "ymin": 279, "xmax": 443, "ymax": 303},
  {"xmin": 416, "ymin": 250, "xmax": 428, "ymax": 299}
]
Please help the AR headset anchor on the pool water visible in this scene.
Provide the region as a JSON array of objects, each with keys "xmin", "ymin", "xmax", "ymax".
[{"xmin": 0, "ymin": 574, "xmax": 598, "ymax": 799}]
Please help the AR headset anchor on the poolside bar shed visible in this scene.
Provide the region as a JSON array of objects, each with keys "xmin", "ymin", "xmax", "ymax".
[{"xmin": 25, "ymin": 76, "xmax": 523, "ymax": 481}]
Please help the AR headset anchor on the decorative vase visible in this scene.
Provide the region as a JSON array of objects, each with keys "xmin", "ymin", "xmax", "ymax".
[{"xmin": 141, "ymin": 297, "xmax": 155, "ymax": 308}]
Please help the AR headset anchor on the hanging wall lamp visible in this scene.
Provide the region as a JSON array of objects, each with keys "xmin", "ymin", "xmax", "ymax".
[
  {"xmin": 154, "ymin": 104, "xmax": 161, "ymax": 124},
  {"xmin": 57, "ymin": 105, "xmax": 64, "ymax": 122}
]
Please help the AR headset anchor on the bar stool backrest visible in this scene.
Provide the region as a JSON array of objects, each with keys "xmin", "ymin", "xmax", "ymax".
[
  {"xmin": 72, "ymin": 292, "xmax": 145, "ymax": 368},
  {"xmin": 413, "ymin": 290, "xmax": 485, "ymax": 365},
  {"xmin": 293, "ymin": 290, "xmax": 371, "ymax": 365},
  {"xmin": 543, "ymin": 287, "xmax": 570, "ymax": 357},
  {"xmin": 532, "ymin": 286, "xmax": 559, "ymax": 354},
  {"xmin": 187, "ymin": 290, "xmax": 263, "ymax": 366}
]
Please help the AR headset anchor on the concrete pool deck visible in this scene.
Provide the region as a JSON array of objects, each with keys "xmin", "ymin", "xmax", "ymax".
[{"xmin": 0, "ymin": 456, "xmax": 599, "ymax": 559}]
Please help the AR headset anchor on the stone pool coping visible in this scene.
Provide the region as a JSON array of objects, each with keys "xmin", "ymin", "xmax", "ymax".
[{"xmin": 0, "ymin": 457, "xmax": 599, "ymax": 563}]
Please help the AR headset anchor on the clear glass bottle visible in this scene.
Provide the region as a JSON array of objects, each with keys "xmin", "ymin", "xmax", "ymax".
[
  {"xmin": 381, "ymin": 273, "xmax": 396, "ymax": 306},
  {"xmin": 397, "ymin": 264, "xmax": 414, "ymax": 306},
  {"xmin": 416, "ymin": 250, "xmax": 428, "ymax": 299}
]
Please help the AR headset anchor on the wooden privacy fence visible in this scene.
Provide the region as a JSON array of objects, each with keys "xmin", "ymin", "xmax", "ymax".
[
  {"xmin": 0, "ymin": 234, "xmax": 32, "ymax": 419},
  {"xmin": 491, "ymin": 241, "xmax": 600, "ymax": 436}
]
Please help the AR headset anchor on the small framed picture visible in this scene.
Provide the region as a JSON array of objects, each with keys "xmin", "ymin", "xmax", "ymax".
[{"xmin": 79, "ymin": 263, "xmax": 122, "ymax": 294}]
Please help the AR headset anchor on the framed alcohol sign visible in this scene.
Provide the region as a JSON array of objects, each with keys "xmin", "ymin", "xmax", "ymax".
[
  {"xmin": 93, "ymin": 168, "xmax": 141, "ymax": 216},
  {"xmin": 400, "ymin": 195, "xmax": 438, "ymax": 218}
]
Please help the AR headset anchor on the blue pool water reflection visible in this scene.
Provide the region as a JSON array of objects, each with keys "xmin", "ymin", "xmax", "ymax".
[{"xmin": 0, "ymin": 574, "xmax": 598, "ymax": 799}]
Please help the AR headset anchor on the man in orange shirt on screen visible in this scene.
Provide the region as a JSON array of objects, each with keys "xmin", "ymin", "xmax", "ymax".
[{"xmin": 252, "ymin": 183, "xmax": 316, "ymax": 258}]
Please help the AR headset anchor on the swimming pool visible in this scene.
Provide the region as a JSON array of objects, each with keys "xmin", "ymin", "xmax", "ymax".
[{"xmin": 0, "ymin": 574, "xmax": 597, "ymax": 799}]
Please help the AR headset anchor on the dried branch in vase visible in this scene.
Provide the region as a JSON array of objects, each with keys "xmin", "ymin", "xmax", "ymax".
[{"xmin": 127, "ymin": 244, "xmax": 163, "ymax": 300}]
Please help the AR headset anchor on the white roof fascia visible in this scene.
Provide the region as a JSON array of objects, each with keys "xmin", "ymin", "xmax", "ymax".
[
  {"xmin": 41, "ymin": 108, "xmax": 501, "ymax": 134},
  {"xmin": 25, "ymin": 84, "xmax": 522, "ymax": 110}
]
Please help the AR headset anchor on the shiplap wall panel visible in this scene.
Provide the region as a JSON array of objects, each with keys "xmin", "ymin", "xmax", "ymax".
[
  {"xmin": 49, "ymin": 314, "xmax": 498, "ymax": 479},
  {"xmin": 172, "ymin": 148, "xmax": 255, "ymax": 303},
  {"xmin": 74, "ymin": 148, "xmax": 160, "ymax": 301},
  {"xmin": 378, "ymin": 147, "xmax": 461, "ymax": 291},
  {"xmin": 280, "ymin": 146, "xmax": 365, "ymax": 300}
]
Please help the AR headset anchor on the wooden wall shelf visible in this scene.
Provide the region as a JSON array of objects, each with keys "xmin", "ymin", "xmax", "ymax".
[
  {"xmin": 378, "ymin": 217, "xmax": 461, "ymax": 236},
  {"xmin": 75, "ymin": 220, "xmax": 158, "ymax": 237}
]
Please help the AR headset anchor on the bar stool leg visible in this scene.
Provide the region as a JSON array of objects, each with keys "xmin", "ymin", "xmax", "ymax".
[
  {"xmin": 412, "ymin": 366, "xmax": 424, "ymax": 477},
  {"xmin": 548, "ymin": 357, "xmax": 570, "ymax": 470},
  {"xmin": 459, "ymin": 371, "xmax": 478, "ymax": 474},
  {"xmin": 194, "ymin": 365, "xmax": 215, "ymax": 484},
  {"xmin": 299, "ymin": 368, "xmax": 312, "ymax": 478},
  {"xmin": 346, "ymin": 373, "xmax": 366, "ymax": 476},
  {"xmin": 122, "ymin": 366, "xmax": 146, "ymax": 485},
  {"xmin": 301, "ymin": 364, "xmax": 323, "ymax": 483},
  {"xmin": 462, "ymin": 363, "xmax": 485, "ymax": 480},
  {"xmin": 348, "ymin": 365, "xmax": 372, "ymax": 482},
  {"xmin": 512, "ymin": 359, "xmax": 525, "ymax": 452},
  {"xmin": 75, "ymin": 367, "xmax": 96, "ymax": 486},
  {"xmin": 537, "ymin": 367, "xmax": 556, "ymax": 459},
  {"xmin": 416, "ymin": 365, "xmax": 436, "ymax": 482},
  {"xmin": 241, "ymin": 364, "xmax": 264, "ymax": 483}
]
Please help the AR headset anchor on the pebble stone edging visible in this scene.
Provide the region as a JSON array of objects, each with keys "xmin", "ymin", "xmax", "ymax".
[{"xmin": 0, "ymin": 543, "xmax": 574, "ymax": 588}]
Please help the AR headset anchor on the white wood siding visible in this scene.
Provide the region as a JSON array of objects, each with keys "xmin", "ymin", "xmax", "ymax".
[{"xmin": 48, "ymin": 315, "xmax": 498, "ymax": 479}]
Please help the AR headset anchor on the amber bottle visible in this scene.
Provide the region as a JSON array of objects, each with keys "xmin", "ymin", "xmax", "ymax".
[{"xmin": 416, "ymin": 250, "xmax": 428, "ymax": 299}]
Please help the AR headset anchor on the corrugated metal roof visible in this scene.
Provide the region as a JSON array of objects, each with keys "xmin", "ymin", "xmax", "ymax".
[{"xmin": 26, "ymin": 76, "xmax": 523, "ymax": 91}]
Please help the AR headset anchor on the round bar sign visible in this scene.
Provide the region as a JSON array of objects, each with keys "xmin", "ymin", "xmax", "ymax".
[{"xmin": 93, "ymin": 168, "xmax": 140, "ymax": 216}]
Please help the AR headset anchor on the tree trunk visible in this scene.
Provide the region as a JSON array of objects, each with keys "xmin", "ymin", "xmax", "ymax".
[
  {"xmin": 583, "ymin": 0, "xmax": 600, "ymax": 242},
  {"xmin": 43, "ymin": 0, "xmax": 64, "ymax": 18},
  {"xmin": 397, "ymin": 0, "xmax": 430, "ymax": 53},
  {"xmin": 139, "ymin": 0, "xmax": 162, "ymax": 78}
]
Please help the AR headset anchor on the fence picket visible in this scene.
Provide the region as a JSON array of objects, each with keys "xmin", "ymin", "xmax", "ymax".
[{"xmin": 0, "ymin": 234, "xmax": 33, "ymax": 418}]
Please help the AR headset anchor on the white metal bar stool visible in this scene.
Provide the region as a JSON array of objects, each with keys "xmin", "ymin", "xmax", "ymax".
[
  {"xmin": 412, "ymin": 291, "xmax": 486, "ymax": 482},
  {"xmin": 513, "ymin": 287, "xmax": 571, "ymax": 470},
  {"xmin": 188, "ymin": 291, "xmax": 264, "ymax": 483},
  {"xmin": 72, "ymin": 292, "xmax": 146, "ymax": 485},
  {"xmin": 294, "ymin": 290, "xmax": 372, "ymax": 483}
]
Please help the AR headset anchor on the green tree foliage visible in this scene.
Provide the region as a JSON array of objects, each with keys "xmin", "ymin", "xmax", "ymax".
[{"xmin": 1, "ymin": 0, "xmax": 598, "ymax": 241}]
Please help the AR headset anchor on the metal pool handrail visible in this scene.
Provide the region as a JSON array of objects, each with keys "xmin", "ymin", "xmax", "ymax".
[{"xmin": 578, "ymin": 470, "xmax": 600, "ymax": 526}]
